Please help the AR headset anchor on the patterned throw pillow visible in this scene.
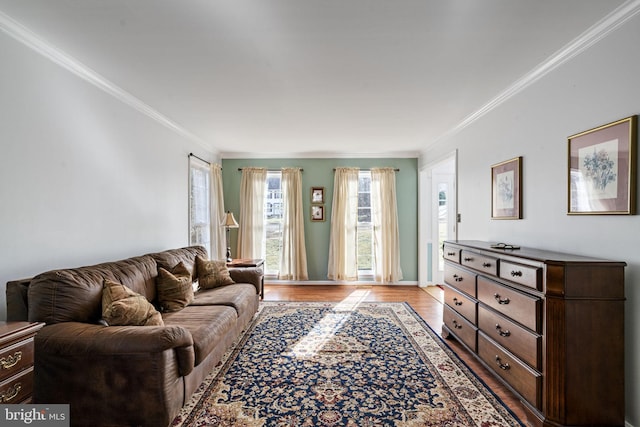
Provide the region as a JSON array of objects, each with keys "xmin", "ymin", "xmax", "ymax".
[
  {"xmin": 156, "ymin": 261, "xmax": 194, "ymax": 312},
  {"xmin": 102, "ymin": 279, "xmax": 164, "ymax": 326},
  {"xmin": 196, "ymin": 255, "xmax": 235, "ymax": 289}
]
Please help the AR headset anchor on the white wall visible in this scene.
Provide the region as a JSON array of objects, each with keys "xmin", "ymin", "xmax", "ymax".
[
  {"xmin": 422, "ymin": 13, "xmax": 640, "ymax": 426},
  {"xmin": 0, "ymin": 32, "xmax": 213, "ymax": 320}
]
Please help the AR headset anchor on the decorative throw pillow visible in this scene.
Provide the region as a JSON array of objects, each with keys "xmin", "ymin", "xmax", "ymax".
[
  {"xmin": 156, "ymin": 261, "xmax": 194, "ymax": 312},
  {"xmin": 102, "ymin": 279, "xmax": 164, "ymax": 326},
  {"xmin": 196, "ymin": 255, "xmax": 235, "ymax": 289}
]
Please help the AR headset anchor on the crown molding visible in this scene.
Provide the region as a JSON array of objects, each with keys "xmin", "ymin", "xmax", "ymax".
[
  {"xmin": 424, "ymin": 0, "xmax": 640, "ymax": 152},
  {"xmin": 0, "ymin": 10, "xmax": 213, "ymax": 152},
  {"xmin": 220, "ymin": 150, "xmax": 420, "ymax": 159}
]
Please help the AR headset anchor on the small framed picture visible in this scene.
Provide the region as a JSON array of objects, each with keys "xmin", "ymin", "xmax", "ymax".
[
  {"xmin": 568, "ymin": 115, "xmax": 637, "ymax": 215},
  {"xmin": 491, "ymin": 156, "xmax": 523, "ymax": 219},
  {"xmin": 311, "ymin": 187, "xmax": 325, "ymax": 204},
  {"xmin": 311, "ymin": 205, "xmax": 325, "ymax": 222}
]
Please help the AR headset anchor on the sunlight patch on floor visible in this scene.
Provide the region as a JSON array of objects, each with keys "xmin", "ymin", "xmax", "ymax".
[
  {"xmin": 288, "ymin": 289, "xmax": 370, "ymax": 358},
  {"xmin": 334, "ymin": 288, "xmax": 371, "ymax": 312},
  {"xmin": 420, "ymin": 285, "xmax": 444, "ymax": 303}
]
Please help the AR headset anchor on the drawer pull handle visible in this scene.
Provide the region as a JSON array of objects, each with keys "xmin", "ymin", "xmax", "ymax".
[
  {"xmin": 0, "ymin": 351, "xmax": 22, "ymax": 369},
  {"xmin": 452, "ymin": 274, "xmax": 463, "ymax": 282},
  {"xmin": 447, "ymin": 252, "xmax": 456, "ymax": 256},
  {"xmin": 463, "ymin": 257, "xmax": 473, "ymax": 262},
  {"xmin": 0, "ymin": 382, "xmax": 21, "ymax": 402},
  {"xmin": 452, "ymin": 297, "xmax": 463, "ymax": 306},
  {"xmin": 495, "ymin": 356, "xmax": 511, "ymax": 371},
  {"xmin": 482, "ymin": 262, "xmax": 491, "ymax": 268},
  {"xmin": 452, "ymin": 320, "xmax": 463, "ymax": 329},
  {"xmin": 510, "ymin": 270, "xmax": 523, "ymax": 277},
  {"xmin": 494, "ymin": 293, "xmax": 510, "ymax": 305},
  {"xmin": 495, "ymin": 324, "xmax": 511, "ymax": 337}
]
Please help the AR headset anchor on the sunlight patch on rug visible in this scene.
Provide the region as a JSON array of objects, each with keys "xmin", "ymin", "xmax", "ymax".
[{"xmin": 172, "ymin": 302, "xmax": 524, "ymax": 427}]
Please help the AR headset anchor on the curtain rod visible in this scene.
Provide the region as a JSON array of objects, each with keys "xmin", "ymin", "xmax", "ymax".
[
  {"xmin": 237, "ymin": 168, "xmax": 304, "ymax": 171},
  {"xmin": 333, "ymin": 168, "xmax": 400, "ymax": 171},
  {"xmin": 188, "ymin": 153, "xmax": 210, "ymax": 165}
]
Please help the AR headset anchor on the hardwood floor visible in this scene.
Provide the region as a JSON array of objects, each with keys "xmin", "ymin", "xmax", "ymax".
[{"xmin": 263, "ymin": 284, "xmax": 530, "ymax": 425}]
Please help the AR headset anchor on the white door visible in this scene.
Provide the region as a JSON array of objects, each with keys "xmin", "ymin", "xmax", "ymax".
[{"xmin": 430, "ymin": 157, "xmax": 457, "ymax": 285}]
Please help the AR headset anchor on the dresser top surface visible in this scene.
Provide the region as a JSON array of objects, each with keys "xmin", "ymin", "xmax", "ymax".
[{"xmin": 445, "ymin": 240, "xmax": 625, "ymax": 266}]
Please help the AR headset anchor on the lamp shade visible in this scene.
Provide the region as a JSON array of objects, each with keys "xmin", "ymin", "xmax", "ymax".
[{"xmin": 221, "ymin": 211, "xmax": 239, "ymax": 228}]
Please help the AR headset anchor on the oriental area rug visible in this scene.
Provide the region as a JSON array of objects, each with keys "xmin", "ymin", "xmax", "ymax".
[{"xmin": 172, "ymin": 302, "xmax": 524, "ymax": 427}]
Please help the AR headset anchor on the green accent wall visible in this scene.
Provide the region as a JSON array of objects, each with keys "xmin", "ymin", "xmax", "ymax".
[{"xmin": 221, "ymin": 158, "xmax": 418, "ymax": 281}]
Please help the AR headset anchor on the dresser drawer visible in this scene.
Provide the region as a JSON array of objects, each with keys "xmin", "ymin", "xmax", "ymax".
[
  {"xmin": 443, "ymin": 245, "xmax": 460, "ymax": 263},
  {"xmin": 499, "ymin": 260, "xmax": 542, "ymax": 291},
  {"xmin": 443, "ymin": 285, "xmax": 477, "ymax": 324},
  {"xmin": 0, "ymin": 367, "xmax": 33, "ymax": 404},
  {"xmin": 444, "ymin": 263, "xmax": 476, "ymax": 297},
  {"xmin": 461, "ymin": 250, "xmax": 498, "ymax": 276},
  {"xmin": 0, "ymin": 338, "xmax": 34, "ymax": 382},
  {"xmin": 478, "ymin": 305, "xmax": 541, "ymax": 369},
  {"xmin": 478, "ymin": 333, "xmax": 541, "ymax": 408},
  {"xmin": 443, "ymin": 305, "xmax": 477, "ymax": 352},
  {"xmin": 477, "ymin": 276, "xmax": 541, "ymax": 332}
]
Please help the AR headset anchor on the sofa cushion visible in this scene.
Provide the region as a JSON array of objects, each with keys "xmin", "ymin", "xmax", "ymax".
[
  {"xmin": 156, "ymin": 262, "xmax": 194, "ymax": 312},
  {"xmin": 190, "ymin": 283, "xmax": 258, "ymax": 315},
  {"xmin": 27, "ymin": 255, "xmax": 158, "ymax": 324},
  {"xmin": 149, "ymin": 246, "xmax": 207, "ymax": 282},
  {"xmin": 102, "ymin": 279, "xmax": 164, "ymax": 326},
  {"xmin": 162, "ymin": 305, "xmax": 237, "ymax": 366},
  {"xmin": 196, "ymin": 256, "xmax": 234, "ymax": 289}
]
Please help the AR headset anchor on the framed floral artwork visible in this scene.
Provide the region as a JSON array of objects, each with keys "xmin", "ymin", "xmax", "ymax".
[
  {"xmin": 311, "ymin": 187, "xmax": 324, "ymax": 204},
  {"xmin": 491, "ymin": 156, "xmax": 522, "ymax": 219},
  {"xmin": 568, "ymin": 116, "xmax": 637, "ymax": 215},
  {"xmin": 311, "ymin": 205, "xmax": 325, "ymax": 222}
]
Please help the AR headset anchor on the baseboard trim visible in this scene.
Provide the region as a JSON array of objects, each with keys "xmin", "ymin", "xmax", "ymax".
[{"xmin": 265, "ymin": 280, "xmax": 419, "ymax": 286}]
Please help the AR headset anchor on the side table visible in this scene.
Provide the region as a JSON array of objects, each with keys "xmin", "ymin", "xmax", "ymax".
[
  {"xmin": 0, "ymin": 321, "xmax": 45, "ymax": 403},
  {"xmin": 227, "ymin": 258, "xmax": 265, "ymax": 299}
]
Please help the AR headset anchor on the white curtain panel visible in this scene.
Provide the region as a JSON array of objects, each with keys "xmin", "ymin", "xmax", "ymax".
[
  {"xmin": 327, "ymin": 167, "xmax": 359, "ymax": 281},
  {"xmin": 209, "ymin": 163, "xmax": 227, "ymax": 260},
  {"xmin": 371, "ymin": 167, "xmax": 403, "ymax": 282},
  {"xmin": 279, "ymin": 168, "xmax": 309, "ymax": 280},
  {"xmin": 237, "ymin": 167, "xmax": 267, "ymax": 259}
]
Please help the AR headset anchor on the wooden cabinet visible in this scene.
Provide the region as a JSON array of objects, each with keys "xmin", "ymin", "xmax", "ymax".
[
  {"xmin": 0, "ymin": 322, "xmax": 44, "ymax": 404},
  {"xmin": 441, "ymin": 240, "xmax": 625, "ymax": 427}
]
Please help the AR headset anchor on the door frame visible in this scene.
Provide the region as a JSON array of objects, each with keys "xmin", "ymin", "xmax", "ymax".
[{"xmin": 418, "ymin": 150, "xmax": 458, "ymax": 286}]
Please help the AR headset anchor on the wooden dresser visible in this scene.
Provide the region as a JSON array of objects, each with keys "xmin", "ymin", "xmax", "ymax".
[
  {"xmin": 0, "ymin": 322, "xmax": 45, "ymax": 404},
  {"xmin": 441, "ymin": 240, "xmax": 625, "ymax": 427}
]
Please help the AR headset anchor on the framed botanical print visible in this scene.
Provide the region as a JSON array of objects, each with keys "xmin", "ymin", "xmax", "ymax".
[
  {"xmin": 311, "ymin": 187, "xmax": 324, "ymax": 204},
  {"xmin": 568, "ymin": 116, "xmax": 637, "ymax": 214},
  {"xmin": 491, "ymin": 156, "xmax": 522, "ymax": 219},
  {"xmin": 311, "ymin": 205, "xmax": 325, "ymax": 222}
]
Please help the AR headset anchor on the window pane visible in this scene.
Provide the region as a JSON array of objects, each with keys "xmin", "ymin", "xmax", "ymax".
[
  {"xmin": 438, "ymin": 182, "xmax": 448, "ymax": 271},
  {"xmin": 264, "ymin": 172, "xmax": 283, "ymax": 275},
  {"xmin": 358, "ymin": 192, "xmax": 370, "ymax": 208},
  {"xmin": 358, "ymin": 176, "xmax": 370, "ymax": 192},
  {"xmin": 189, "ymin": 160, "xmax": 210, "ymax": 255},
  {"xmin": 357, "ymin": 223, "xmax": 372, "ymax": 271},
  {"xmin": 358, "ymin": 207, "xmax": 371, "ymax": 223},
  {"xmin": 357, "ymin": 171, "xmax": 373, "ymax": 275}
]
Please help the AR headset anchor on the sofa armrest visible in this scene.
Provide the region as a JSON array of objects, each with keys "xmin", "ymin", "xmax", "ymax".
[
  {"xmin": 6, "ymin": 278, "xmax": 31, "ymax": 321},
  {"xmin": 36, "ymin": 322, "xmax": 195, "ymax": 375},
  {"xmin": 33, "ymin": 322, "xmax": 196, "ymax": 426},
  {"xmin": 229, "ymin": 267, "xmax": 263, "ymax": 295}
]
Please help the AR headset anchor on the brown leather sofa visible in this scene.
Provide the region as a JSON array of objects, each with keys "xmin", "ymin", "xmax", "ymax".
[{"xmin": 5, "ymin": 246, "xmax": 263, "ymax": 427}]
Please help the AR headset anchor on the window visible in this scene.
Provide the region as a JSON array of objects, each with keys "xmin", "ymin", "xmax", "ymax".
[
  {"xmin": 188, "ymin": 157, "xmax": 211, "ymax": 255},
  {"xmin": 357, "ymin": 171, "xmax": 373, "ymax": 276},
  {"xmin": 437, "ymin": 182, "xmax": 448, "ymax": 271},
  {"xmin": 264, "ymin": 171, "xmax": 283, "ymax": 275}
]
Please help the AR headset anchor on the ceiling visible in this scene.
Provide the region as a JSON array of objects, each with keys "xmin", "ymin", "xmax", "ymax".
[{"xmin": 0, "ymin": 0, "xmax": 629, "ymax": 158}]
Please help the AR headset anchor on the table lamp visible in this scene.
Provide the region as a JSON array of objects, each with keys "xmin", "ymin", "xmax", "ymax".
[{"xmin": 222, "ymin": 211, "xmax": 239, "ymax": 262}]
